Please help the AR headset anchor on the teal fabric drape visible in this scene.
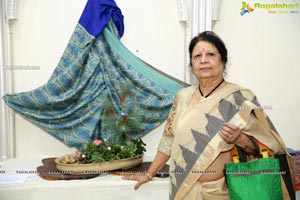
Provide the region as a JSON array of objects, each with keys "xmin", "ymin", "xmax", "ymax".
[{"xmin": 3, "ymin": 1, "xmax": 188, "ymax": 149}]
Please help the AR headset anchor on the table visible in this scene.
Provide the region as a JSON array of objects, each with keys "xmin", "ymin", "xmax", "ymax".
[{"xmin": 0, "ymin": 157, "xmax": 169, "ymax": 200}]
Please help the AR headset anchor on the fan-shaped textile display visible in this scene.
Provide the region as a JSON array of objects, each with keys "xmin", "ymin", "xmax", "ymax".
[{"xmin": 2, "ymin": 0, "xmax": 188, "ymax": 149}]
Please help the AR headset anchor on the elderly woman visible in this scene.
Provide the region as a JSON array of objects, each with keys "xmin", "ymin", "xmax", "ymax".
[{"xmin": 123, "ymin": 31, "xmax": 294, "ymax": 199}]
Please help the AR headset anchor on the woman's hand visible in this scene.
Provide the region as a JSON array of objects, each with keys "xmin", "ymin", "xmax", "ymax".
[
  {"xmin": 220, "ymin": 122, "xmax": 256, "ymax": 154},
  {"xmin": 122, "ymin": 151, "xmax": 169, "ymax": 190},
  {"xmin": 122, "ymin": 173, "xmax": 152, "ymax": 190},
  {"xmin": 219, "ymin": 122, "xmax": 242, "ymax": 144}
]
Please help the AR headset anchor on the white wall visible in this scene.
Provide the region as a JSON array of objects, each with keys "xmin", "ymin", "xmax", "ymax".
[
  {"xmin": 9, "ymin": 0, "xmax": 300, "ymax": 158},
  {"xmin": 11, "ymin": 0, "xmax": 185, "ymax": 158},
  {"xmin": 213, "ymin": 0, "xmax": 300, "ymax": 149}
]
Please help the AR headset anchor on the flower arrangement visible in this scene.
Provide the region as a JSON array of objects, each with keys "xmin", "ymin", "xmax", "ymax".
[
  {"xmin": 74, "ymin": 139, "xmax": 146, "ymax": 164},
  {"xmin": 63, "ymin": 83, "xmax": 147, "ymax": 165}
]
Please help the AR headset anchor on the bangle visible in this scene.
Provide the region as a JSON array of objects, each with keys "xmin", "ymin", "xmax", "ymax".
[{"xmin": 145, "ymin": 172, "xmax": 153, "ymax": 180}]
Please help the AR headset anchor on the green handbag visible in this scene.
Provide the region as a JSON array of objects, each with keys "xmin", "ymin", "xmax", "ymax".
[{"xmin": 225, "ymin": 138, "xmax": 283, "ymax": 200}]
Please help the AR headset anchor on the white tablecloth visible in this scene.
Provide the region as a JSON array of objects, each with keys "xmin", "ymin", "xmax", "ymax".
[{"xmin": 0, "ymin": 158, "xmax": 169, "ymax": 200}]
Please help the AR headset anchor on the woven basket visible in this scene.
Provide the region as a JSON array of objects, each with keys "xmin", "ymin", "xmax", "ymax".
[{"xmin": 55, "ymin": 154, "xmax": 143, "ymax": 174}]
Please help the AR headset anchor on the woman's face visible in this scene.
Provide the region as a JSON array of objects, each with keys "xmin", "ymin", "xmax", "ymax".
[{"xmin": 191, "ymin": 41, "xmax": 225, "ymax": 81}]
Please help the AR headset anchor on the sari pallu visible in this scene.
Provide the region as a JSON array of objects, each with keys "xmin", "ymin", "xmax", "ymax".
[{"xmin": 166, "ymin": 83, "xmax": 295, "ymax": 200}]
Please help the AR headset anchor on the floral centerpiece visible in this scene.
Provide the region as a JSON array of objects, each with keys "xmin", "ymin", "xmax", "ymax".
[
  {"xmin": 56, "ymin": 83, "xmax": 146, "ymax": 172},
  {"xmin": 73, "ymin": 138, "xmax": 146, "ymax": 164}
]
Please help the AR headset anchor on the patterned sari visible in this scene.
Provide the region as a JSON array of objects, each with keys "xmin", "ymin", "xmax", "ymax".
[
  {"xmin": 2, "ymin": 0, "xmax": 188, "ymax": 148},
  {"xmin": 158, "ymin": 83, "xmax": 294, "ymax": 200}
]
